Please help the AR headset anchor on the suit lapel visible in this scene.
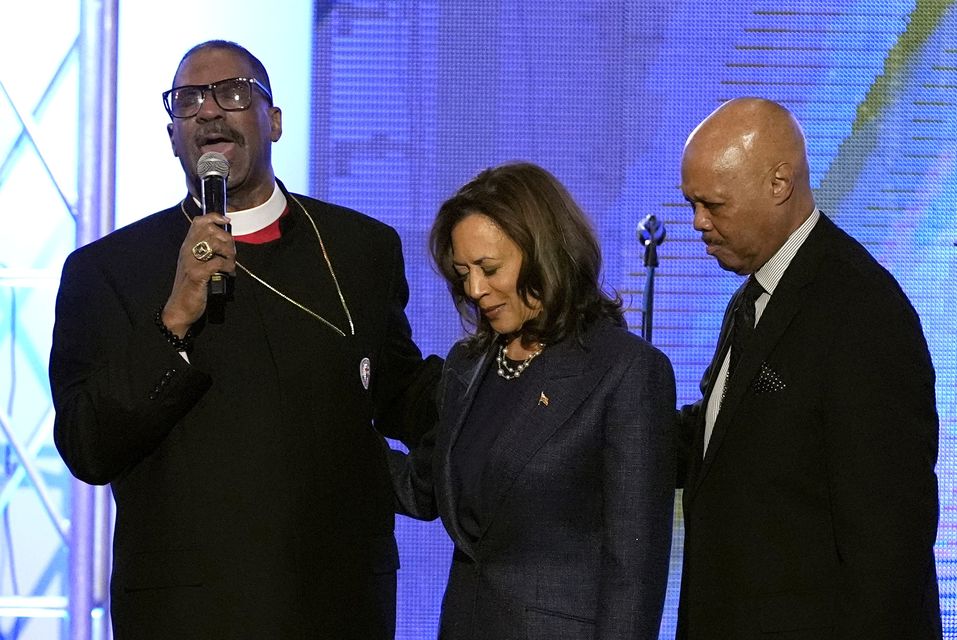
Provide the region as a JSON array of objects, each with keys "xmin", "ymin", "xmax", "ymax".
[
  {"xmin": 475, "ymin": 328, "xmax": 614, "ymax": 542},
  {"xmin": 686, "ymin": 296, "xmax": 736, "ymax": 496},
  {"xmin": 699, "ymin": 295, "xmax": 737, "ymax": 420},
  {"xmin": 434, "ymin": 343, "xmax": 495, "ymax": 558},
  {"xmin": 690, "ymin": 215, "xmax": 832, "ymax": 495}
]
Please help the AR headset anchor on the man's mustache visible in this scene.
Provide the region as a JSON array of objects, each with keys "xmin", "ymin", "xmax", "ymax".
[{"xmin": 194, "ymin": 122, "xmax": 245, "ymax": 147}]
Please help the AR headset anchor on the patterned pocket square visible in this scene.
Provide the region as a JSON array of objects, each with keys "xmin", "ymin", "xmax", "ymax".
[{"xmin": 752, "ymin": 362, "xmax": 787, "ymax": 394}]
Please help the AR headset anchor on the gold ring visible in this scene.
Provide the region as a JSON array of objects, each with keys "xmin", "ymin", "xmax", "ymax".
[{"xmin": 191, "ymin": 240, "xmax": 214, "ymax": 262}]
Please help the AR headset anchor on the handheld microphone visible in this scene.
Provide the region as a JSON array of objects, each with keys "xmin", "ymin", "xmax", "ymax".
[{"xmin": 197, "ymin": 152, "xmax": 231, "ymax": 301}]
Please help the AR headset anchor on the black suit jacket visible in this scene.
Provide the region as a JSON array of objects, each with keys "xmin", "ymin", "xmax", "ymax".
[
  {"xmin": 677, "ymin": 213, "xmax": 941, "ymax": 639},
  {"xmin": 49, "ymin": 183, "xmax": 434, "ymax": 639},
  {"xmin": 393, "ymin": 320, "xmax": 676, "ymax": 639}
]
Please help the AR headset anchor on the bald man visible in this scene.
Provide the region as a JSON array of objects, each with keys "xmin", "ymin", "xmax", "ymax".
[{"xmin": 675, "ymin": 98, "xmax": 941, "ymax": 639}]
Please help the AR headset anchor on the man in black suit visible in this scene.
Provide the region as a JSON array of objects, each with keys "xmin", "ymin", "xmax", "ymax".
[
  {"xmin": 49, "ymin": 40, "xmax": 436, "ymax": 639},
  {"xmin": 676, "ymin": 97, "xmax": 941, "ymax": 639}
]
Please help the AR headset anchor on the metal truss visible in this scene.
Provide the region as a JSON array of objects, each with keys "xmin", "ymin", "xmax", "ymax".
[{"xmin": 0, "ymin": 1, "xmax": 117, "ymax": 638}]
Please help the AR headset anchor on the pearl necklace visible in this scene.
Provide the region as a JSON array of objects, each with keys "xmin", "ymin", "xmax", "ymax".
[{"xmin": 496, "ymin": 342, "xmax": 544, "ymax": 380}]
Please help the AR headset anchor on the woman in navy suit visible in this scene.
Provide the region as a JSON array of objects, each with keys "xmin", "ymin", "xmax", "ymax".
[{"xmin": 391, "ymin": 162, "xmax": 676, "ymax": 639}]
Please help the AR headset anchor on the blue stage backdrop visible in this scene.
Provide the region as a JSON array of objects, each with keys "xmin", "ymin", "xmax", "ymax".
[{"xmin": 307, "ymin": 1, "xmax": 957, "ymax": 638}]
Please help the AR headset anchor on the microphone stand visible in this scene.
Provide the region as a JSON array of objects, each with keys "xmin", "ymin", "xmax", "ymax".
[{"xmin": 637, "ymin": 214, "xmax": 666, "ymax": 343}]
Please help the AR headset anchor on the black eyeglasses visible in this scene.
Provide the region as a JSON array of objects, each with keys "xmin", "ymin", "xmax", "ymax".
[{"xmin": 162, "ymin": 77, "xmax": 273, "ymax": 119}]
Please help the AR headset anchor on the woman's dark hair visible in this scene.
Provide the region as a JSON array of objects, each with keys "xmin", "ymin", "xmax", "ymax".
[{"xmin": 430, "ymin": 162, "xmax": 623, "ymax": 352}]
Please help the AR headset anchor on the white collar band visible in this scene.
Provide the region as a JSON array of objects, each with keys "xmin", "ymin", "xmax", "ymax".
[{"xmin": 190, "ymin": 182, "xmax": 287, "ymax": 236}]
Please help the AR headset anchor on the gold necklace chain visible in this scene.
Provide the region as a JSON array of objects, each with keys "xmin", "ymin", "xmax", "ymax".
[{"xmin": 179, "ymin": 193, "xmax": 355, "ymax": 337}]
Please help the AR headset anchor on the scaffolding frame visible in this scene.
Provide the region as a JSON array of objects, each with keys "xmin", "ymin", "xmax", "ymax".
[{"xmin": 0, "ymin": 1, "xmax": 117, "ymax": 638}]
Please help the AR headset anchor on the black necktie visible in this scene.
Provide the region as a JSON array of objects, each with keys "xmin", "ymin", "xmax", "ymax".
[{"xmin": 728, "ymin": 276, "xmax": 764, "ymax": 376}]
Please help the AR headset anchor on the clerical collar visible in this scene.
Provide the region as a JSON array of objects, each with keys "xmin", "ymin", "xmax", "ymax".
[{"xmin": 188, "ymin": 182, "xmax": 287, "ymax": 236}]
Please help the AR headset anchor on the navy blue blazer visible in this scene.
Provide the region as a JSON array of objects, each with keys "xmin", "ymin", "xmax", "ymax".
[{"xmin": 392, "ymin": 319, "xmax": 676, "ymax": 639}]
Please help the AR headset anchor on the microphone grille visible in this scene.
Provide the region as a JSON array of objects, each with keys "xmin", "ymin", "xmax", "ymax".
[{"xmin": 197, "ymin": 152, "xmax": 229, "ymax": 178}]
